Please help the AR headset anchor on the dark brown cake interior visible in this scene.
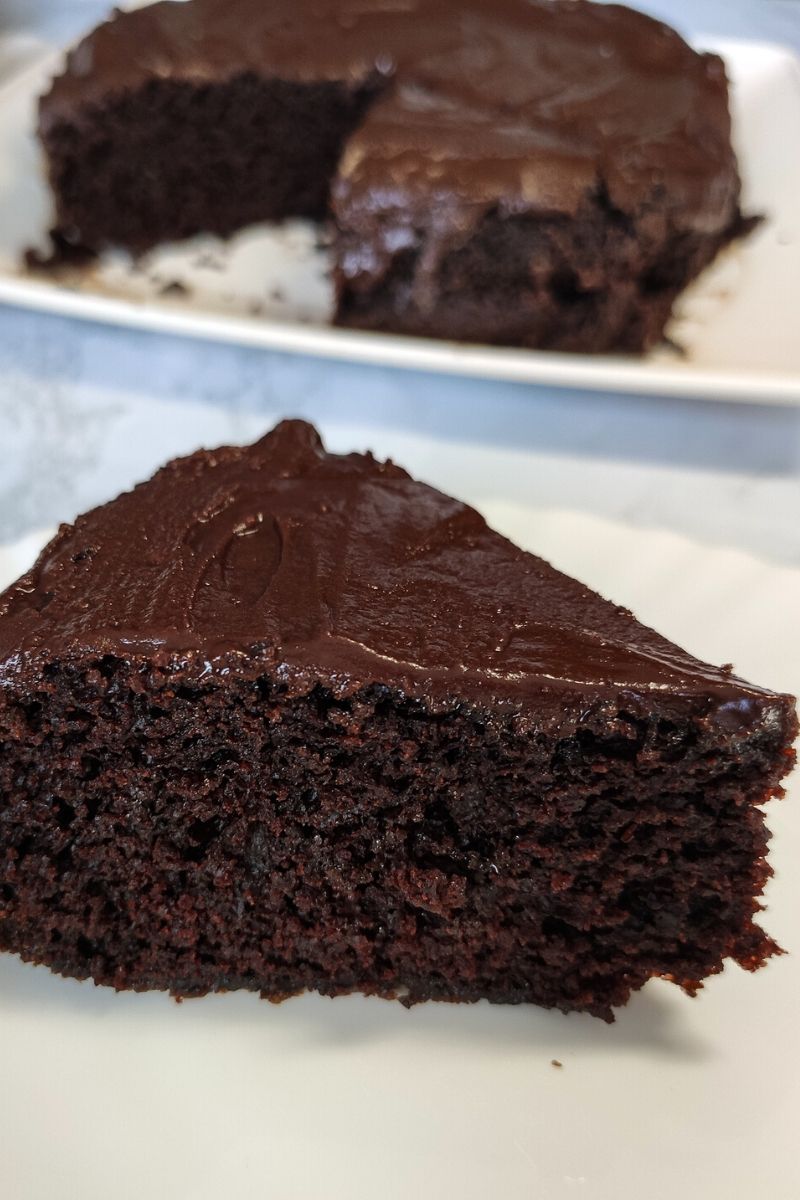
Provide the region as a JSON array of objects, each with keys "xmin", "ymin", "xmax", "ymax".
[
  {"xmin": 45, "ymin": 75, "xmax": 382, "ymax": 253},
  {"xmin": 0, "ymin": 665, "xmax": 791, "ymax": 1016},
  {"xmin": 333, "ymin": 202, "xmax": 736, "ymax": 353},
  {"xmin": 0, "ymin": 422, "xmax": 796, "ymax": 1017}
]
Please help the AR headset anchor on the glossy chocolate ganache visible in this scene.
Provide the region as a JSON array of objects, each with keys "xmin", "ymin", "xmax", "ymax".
[
  {"xmin": 0, "ymin": 422, "xmax": 789, "ymax": 735},
  {"xmin": 42, "ymin": 0, "xmax": 738, "ymax": 231},
  {"xmin": 38, "ymin": 0, "xmax": 745, "ymax": 352}
]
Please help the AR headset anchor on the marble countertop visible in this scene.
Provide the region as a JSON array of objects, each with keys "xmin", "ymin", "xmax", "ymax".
[{"xmin": 1, "ymin": 0, "xmax": 799, "ymax": 569}]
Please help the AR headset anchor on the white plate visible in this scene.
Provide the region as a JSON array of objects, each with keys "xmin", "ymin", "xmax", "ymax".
[
  {"xmin": 0, "ymin": 37, "xmax": 799, "ymax": 403},
  {"xmin": 1, "ymin": 500, "xmax": 798, "ymax": 1200}
]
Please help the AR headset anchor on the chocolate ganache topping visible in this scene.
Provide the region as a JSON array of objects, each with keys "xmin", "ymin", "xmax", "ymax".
[
  {"xmin": 0, "ymin": 421, "xmax": 783, "ymax": 730},
  {"xmin": 41, "ymin": 0, "xmax": 738, "ymax": 236}
]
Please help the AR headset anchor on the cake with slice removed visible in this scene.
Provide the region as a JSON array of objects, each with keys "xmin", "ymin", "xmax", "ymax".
[
  {"xmin": 37, "ymin": 0, "xmax": 747, "ymax": 353},
  {"xmin": 0, "ymin": 421, "xmax": 796, "ymax": 1018}
]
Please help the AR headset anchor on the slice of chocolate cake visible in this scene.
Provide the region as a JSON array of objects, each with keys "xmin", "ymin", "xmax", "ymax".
[
  {"xmin": 37, "ymin": 0, "xmax": 746, "ymax": 353},
  {"xmin": 0, "ymin": 421, "xmax": 795, "ymax": 1018}
]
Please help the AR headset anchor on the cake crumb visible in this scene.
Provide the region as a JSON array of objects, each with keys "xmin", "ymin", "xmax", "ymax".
[
  {"xmin": 194, "ymin": 251, "xmax": 224, "ymax": 271},
  {"xmin": 24, "ymin": 231, "xmax": 95, "ymax": 274},
  {"xmin": 159, "ymin": 279, "xmax": 189, "ymax": 298}
]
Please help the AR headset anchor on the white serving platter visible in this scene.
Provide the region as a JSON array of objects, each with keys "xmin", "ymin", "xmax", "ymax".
[
  {"xmin": 0, "ymin": 498, "xmax": 798, "ymax": 1200},
  {"xmin": 0, "ymin": 36, "xmax": 799, "ymax": 402}
]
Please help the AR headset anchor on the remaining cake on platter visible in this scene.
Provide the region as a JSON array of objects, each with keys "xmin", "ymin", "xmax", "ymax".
[
  {"xmin": 0, "ymin": 420, "xmax": 795, "ymax": 1018},
  {"xmin": 38, "ymin": 0, "xmax": 748, "ymax": 353}
]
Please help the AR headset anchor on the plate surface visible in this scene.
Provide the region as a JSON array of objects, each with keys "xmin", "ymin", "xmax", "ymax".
[
  {"xmin": 0, "ymin": 38, "xmax": 799, "ymax": 402},
  {"xmin": 1, "ymin": 498, "xmax": 798, "ymax": 1200}
]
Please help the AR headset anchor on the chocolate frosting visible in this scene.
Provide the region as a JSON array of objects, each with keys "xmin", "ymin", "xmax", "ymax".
[
  {"xmin": 0, "ymin": 421, "xmax": 787, "ymax": 733},
  {"xmin": 41, "ymin": 0, "xmax": 739, "ymax": 235}
]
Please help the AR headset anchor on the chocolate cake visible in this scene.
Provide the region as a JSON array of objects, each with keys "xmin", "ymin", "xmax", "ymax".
[
  {"xmin": 38, "ymin": 0, "xmax": 746, "ymax": 353},
  {"xmin": 0, "ymin": 420, "xmax": 796, "ymax": 1018}
]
